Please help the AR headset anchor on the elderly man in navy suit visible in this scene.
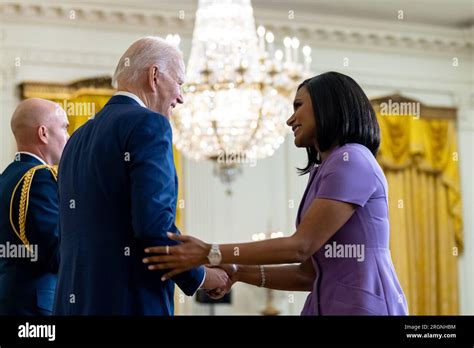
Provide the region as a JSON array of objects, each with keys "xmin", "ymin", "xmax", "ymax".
[
  {"xmin": 54, "ymin": 37, "xmax": 229, "ymax": 315},
  {"xmin": 0, "ymin": 98, "xmax": 69, "ymax": 315}
]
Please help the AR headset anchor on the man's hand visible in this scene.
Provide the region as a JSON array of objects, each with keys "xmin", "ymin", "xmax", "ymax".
[
  {"xmin": 205, "ymin": 264, "xmax": 238, "ymax": 300},
  {"xmin": 200, "ymin": 266, "xmax": 231, "ymax": 299}
]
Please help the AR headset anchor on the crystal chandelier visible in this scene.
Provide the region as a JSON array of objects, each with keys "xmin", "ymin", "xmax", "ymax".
[{"xmin": 171, "ymin": 0, "xmax": 311, "ymax": 186}]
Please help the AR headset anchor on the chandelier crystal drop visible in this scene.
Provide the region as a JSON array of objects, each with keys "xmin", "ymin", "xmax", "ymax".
[{"xmin": 170, "ymin": 0, "xmax": 312, "ymax": 185}]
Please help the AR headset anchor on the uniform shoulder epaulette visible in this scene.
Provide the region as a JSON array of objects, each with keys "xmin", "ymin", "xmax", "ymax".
[{"xmin": 9, "ymin": 164, "xmax": 58, "ymax": 248}]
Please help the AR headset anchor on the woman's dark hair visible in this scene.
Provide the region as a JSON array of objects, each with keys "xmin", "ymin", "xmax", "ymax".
[{"xmin": 297, "ymin": 71, "xmax": 380, "ymax": 175}]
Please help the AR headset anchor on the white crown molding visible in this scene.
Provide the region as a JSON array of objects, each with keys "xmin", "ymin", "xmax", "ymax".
[
  {"xmin": 0, "ymin": 1, "xmax": 194, "ymax": 34},
  {"xmin": 0, "ymin": 1, "xmax": 472, "ymax": 55},
  {"xmin": 2, "ymin": 48, "xmax": 117, "ymax": 69}
]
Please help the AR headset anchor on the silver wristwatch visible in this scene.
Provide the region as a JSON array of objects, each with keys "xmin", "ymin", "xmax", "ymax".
[{"xmin": 207, "ymin": 244, "xmax": 222, "ymax": 266}]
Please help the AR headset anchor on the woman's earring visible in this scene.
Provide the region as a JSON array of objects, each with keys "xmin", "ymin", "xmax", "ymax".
[{"xmin": 316, "ymin": 152, "xmax": 321, "ymax": 162}]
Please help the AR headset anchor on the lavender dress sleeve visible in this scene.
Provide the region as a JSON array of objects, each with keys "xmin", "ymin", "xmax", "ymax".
[{"xmin": 315, "ymin": 148, "xmax": 378, "ymax": 207}]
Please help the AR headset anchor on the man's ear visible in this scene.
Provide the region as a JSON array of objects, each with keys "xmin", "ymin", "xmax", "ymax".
[
  {"xmin": 148, "ymin": 65, "xmax": 159, "ymax": 92},
  {"xmin": 37, "ymin": 125, "xmax": 48, "ymax": 144}
]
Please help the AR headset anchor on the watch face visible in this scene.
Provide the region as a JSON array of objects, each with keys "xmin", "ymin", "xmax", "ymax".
[{"xmin": 208, "ymin": 252, "xmax": 221, "ymax": 265}]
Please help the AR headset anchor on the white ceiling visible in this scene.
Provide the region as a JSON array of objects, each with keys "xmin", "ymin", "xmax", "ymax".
[
  {"xmin": 251, "ymin": 0, "xmax": 474, "ymax": 28},
  {"xmin": 74, "ymin": 0, "xmax": 474, "ymax": 28}
]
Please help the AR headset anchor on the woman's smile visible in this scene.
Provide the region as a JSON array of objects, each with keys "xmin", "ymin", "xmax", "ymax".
[{"xmin": 292, "ymin": 124, "xmax": 302, "ymax": 135}]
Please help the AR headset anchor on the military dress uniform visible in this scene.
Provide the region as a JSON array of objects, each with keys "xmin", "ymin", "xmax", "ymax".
[{"xmin": 0, "ymin": 152, "xmax": 59, "ymax": 315}]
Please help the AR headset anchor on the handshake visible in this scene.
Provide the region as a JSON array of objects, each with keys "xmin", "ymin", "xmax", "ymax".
[{"xmin": 200, "ymin": 264, "xmax": 239, "ymax": 299}]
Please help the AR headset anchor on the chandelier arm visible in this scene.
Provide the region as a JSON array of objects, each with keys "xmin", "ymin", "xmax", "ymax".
[
  {"xmin": 211, "ymin": 119, "xmax": 226, "ymax": 159},
  {"xmin": 244, "ymin": 83, "xmax": 263, "ymax": 153},
  {"xmin": 242, "ymin": 123, "xmax": 261, "ymax": 157},
  {"xmin": 207, "ymin": 78, "xmax": 228, "ymax": 160}
]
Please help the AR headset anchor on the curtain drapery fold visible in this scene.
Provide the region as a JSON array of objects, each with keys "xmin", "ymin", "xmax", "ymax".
[{"xmin": 376, "ymin": 113, "xmax": 463, "ymax": 314}]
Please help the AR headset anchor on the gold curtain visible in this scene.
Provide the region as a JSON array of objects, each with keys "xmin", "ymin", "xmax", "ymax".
[
  {"xmin": 375, "ymin": 112, "xmax": 463, "ymax": 315},
  {"xmin": 55, "ymin": 91, "xmax": 112, "ymax": 135}
]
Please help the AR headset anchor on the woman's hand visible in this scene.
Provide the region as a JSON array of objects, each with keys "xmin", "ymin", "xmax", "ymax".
[
  {"xmin": 205, "ymin": 264, "xmax": 238, "ymax": 300},
  {"xmin": 143, "ymin": 232, "xmax": 211, "ymax": 280}
]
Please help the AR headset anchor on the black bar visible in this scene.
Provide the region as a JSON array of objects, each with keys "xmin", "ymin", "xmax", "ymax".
[{"xmin": 0, "ymin": 316, "xmax": 473, "ymax": 346}]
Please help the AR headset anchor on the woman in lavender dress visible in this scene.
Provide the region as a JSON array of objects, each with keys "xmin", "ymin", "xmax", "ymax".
[{"xmin": 143, "ymin": 71, "xmax": 408, "ymax": 315}]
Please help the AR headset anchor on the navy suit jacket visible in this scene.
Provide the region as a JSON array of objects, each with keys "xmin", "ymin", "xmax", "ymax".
[
  {"xmin": 0, "ymin": 153, "xmax": 59, "ymax": 315},
  {"xmin": 53, "ymin": 95, "xmax": 205, "ymax": 315}
]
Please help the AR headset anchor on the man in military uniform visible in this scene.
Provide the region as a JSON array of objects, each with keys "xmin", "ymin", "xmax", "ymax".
[{"xmin": 0, "ymin": 98, "xmax": 69, "ymax": 315}]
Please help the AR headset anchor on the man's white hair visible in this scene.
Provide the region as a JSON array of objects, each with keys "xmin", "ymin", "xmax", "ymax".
[{"xmin": 112, "ymin": 36, "xmax": 182, "ymax": 89}]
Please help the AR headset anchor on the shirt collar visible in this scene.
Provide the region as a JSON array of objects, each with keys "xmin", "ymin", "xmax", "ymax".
[
  {"xmin": 114, "ymin": 91, "xmax": 146, "ymax": 108},
  {"xmin": 15, "ymin": 152, "xmax": 47, "ymax": 165}
]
